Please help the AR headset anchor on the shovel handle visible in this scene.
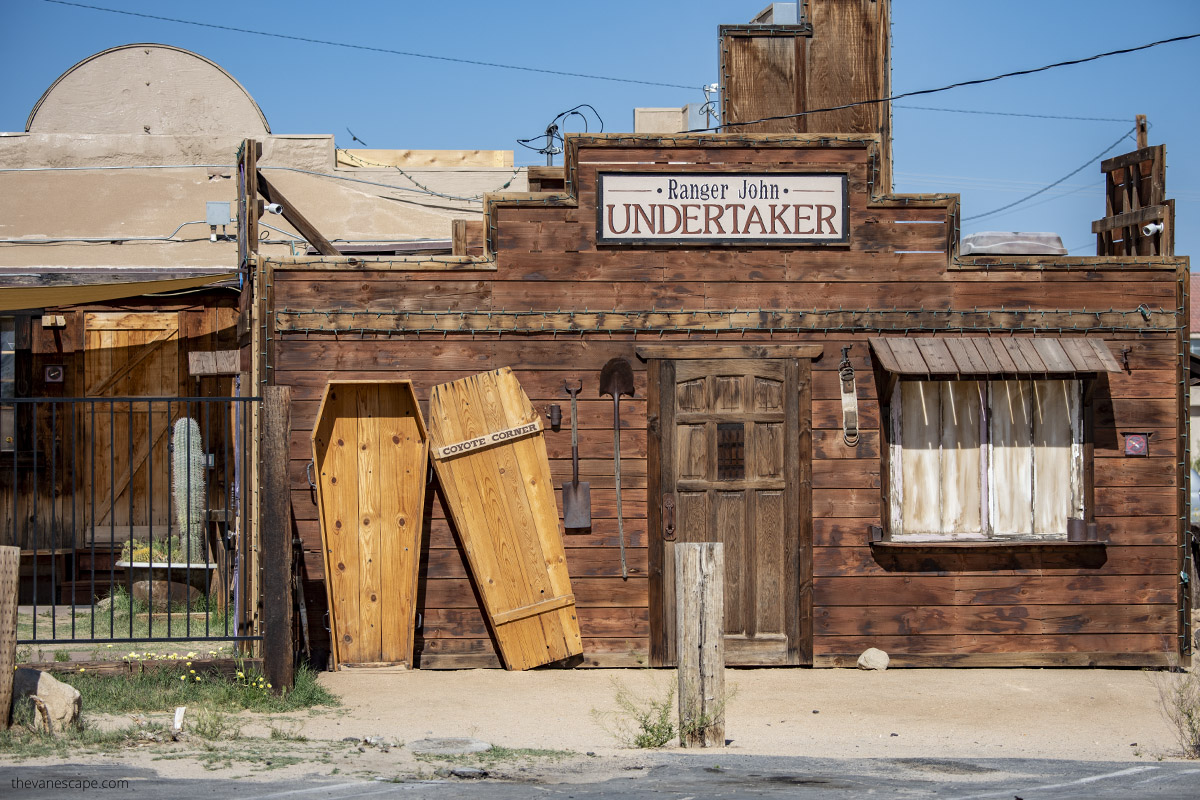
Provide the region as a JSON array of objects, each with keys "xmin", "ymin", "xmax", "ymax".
[{"xmin": 566, "ymin": 381, "xmax": 581, "ymax": 483}]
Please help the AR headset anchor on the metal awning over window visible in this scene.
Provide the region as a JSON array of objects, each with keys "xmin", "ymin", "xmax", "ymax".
[{"xmin": 869, "ymin": 337, "xmax": 1122, "ymax": 377}]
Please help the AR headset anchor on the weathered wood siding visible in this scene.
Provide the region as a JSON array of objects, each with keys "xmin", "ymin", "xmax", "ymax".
[{"xmin": 272, "ymin": 135, "xmax": 1187, "ymax": 668}]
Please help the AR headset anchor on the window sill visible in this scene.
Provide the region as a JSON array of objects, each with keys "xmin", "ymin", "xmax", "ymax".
[{"xmin": 870, "ymin": 538, "xmax": 1106, "ymax": 551}]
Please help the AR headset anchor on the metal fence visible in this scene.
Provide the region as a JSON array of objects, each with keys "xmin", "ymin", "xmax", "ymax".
[{"xmin": 1, "ymin": 395, "xmax": 260, "ymax": 645}]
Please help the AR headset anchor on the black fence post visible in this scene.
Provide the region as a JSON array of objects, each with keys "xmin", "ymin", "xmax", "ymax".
[{"xmin": 262, "ymin": 386, "xmax": 294, "ymax": 694}]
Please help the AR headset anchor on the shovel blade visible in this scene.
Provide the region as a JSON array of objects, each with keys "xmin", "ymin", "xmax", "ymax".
[{"xmin": 562, "ymin": 481, "xmax": 592, "ymax": 530}]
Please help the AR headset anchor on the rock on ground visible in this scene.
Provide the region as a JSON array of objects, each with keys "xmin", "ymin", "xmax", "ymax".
[
  {"xmin": 11, "ymin": 668, "xmax": 82, "ymax": 734},
  {"xmin": 132, "ymin": 580, "xmax": 205, "ymax": 609},
  {"xmin": 407, "ymin": 737, "xmax": 491, "ymax": 756},
  {"xmin": 857, "ymin": 647, "xmax": 890, "ymax": 670}
]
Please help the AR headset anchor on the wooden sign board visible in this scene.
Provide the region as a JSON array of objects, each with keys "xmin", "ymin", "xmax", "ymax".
[{"xmin": 597, "ymin": 172, "xmax": 848, "ymax": 245}]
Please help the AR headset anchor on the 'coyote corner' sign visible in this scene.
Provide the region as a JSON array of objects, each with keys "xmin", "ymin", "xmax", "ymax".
[{"xmin": 596, "ymin": 172, "xmax": 848, "ymax": 245}]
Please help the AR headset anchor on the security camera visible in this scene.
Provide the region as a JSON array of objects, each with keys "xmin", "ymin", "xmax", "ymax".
[
  {"xmin": 264, "ymin": 203, "xmax": 283, "ymax": 215},
  {"xmin": 1142, "ymin": 222, "xmax": 1164, "ymax": 236}
]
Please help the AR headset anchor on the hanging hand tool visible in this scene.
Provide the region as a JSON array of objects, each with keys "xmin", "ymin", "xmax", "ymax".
[
  {"xmin": 561, "ymin": 381, "xmax": 592, "ymax": 531},
  {"xmin": 599, "ymin": 358, "xmax": 635, "ymax": 580}
]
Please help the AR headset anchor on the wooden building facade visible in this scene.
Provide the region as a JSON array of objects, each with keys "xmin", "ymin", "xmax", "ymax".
[{"xmin": 260, "ymin": 127, "xmax": 1190, "ymax": 669}]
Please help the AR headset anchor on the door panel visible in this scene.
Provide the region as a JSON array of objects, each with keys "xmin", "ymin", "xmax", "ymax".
[
  {"xmin": 83, "ymin": 312, "xmax": 180, "ymax": 543},
  {"xmin": 653, "ymin": 356, "xmax": 810, "ymax": 666}
]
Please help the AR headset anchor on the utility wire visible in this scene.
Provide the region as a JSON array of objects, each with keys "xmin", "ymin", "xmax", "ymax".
[
  {"xmin": 894, "ymin": 105, "xmax": 1130, "ymax": 123},
  {"xmin": 962, "ymin": 127, "xmax": 1136, "ymax": 222},
  {"xmin": 693, "ymin": 33, "xmax": 1200, "ymax": 132},
  {"xmin": 39, "ymin": 0, "xmax": 697, "ymax": 90}
]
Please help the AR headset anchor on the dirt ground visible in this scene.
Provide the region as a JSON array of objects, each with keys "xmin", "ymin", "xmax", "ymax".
[
  {"xmin": 297, "ymin": 667, "xmax": 1183, "ymax": 761},
  {"xmin": 13, "ymin": 665, "xmax": 1184, "ymax": 786}
]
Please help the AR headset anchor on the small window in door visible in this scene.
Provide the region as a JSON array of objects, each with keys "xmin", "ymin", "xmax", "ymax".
[{"xmin": 716, "ymin": 422, "xmax": 745, "ymax": 480}]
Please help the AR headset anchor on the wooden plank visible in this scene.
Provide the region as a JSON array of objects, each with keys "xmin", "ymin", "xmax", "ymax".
[
  {"xmin": 1030, "ymin": 339, "xmax": 1075, "ymax": 374},
  {"xmin": 814, "ymin": 574, "xmax": 1177, "ymax": 606},
  {"xmin": 261, "ymin": 386, "xmax": 293, "ymax": 694},
  {"xmin": 793, "ymin": 358, "xmax": 812, "ymax": 665},
  {"xmin": 312, "ymin": 387, "xmax": 360, "ymax": 669},
  {"xmin": 882, "ymin": 339, "xmax": 928, "ymax": 374},
  {"xmin": 1086, "ymin": 338, "xmax": 1124, "ymax": 372},
  {"xmin": 188, "ymin": 350, "xmax": 241, "ymax": 377},
  {"xmin": 256, "ymin": 171, "xmax": 339, "ymax": 256},
  {"xmin": 1059, "ymin": 339, "xmax": 1103, "ymax": 373},
  {"xmin": 816, "ymin": 603, "xmax": 1176, "ymax": 636},
  {"xmin": 914, "ymin": 339, "xmax": 957, "ymax": 374},
  {"xmin": 814, "ymin": 651, "xmax": 1176, "ymax": 668},
  {"xmin": 944, "ymin": 338, "xmax": 987, "ymax": 374},
  {"xmin": 491, "ymin": 593, "xmax": 576, "ymax": 626},
  {"xmin": 868, "ymin": 339, "xmax": 901, "ymax": 373}
]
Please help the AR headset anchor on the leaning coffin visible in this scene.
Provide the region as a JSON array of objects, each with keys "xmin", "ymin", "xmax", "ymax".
[
  {"xmin": 311, "ymin": 381, "xmax": 428, "ymax": 670},
  {"xmin": 428, "ymin": 368, "xmax": 583, "ymax": 670}
]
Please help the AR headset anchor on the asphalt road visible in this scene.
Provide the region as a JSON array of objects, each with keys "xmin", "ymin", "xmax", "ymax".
[{"xmin": 4, "ymin": 756, "xmax": 1199, "ymax": 799}]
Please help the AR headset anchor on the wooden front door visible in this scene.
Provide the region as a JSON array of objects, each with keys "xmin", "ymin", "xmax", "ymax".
[
  {"xmin": 83, "ymin": 312, "xmax": 180, "ymax": 542},
  {"xmin": 651, "ymin": 356, "xmax": 811, "ymax": 666}
]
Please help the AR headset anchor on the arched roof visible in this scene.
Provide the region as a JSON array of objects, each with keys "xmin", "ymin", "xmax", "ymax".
[{"xmin": 26, "ymin": 43, "xmax": 270, "ymax": 135}]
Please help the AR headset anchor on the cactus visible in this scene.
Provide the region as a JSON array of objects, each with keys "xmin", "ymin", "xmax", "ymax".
[{"xmin": 172, "ymin": 417, "xmax": 207, "ymax": 564}]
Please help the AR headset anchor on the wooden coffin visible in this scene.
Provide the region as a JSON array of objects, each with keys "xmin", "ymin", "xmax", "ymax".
[
  {"xmin": 428, "ymin": 368, "xmax": 583, "ymax": 670},
  {"xmin": 312, "ymin": 381, "xmax": 428, "ymax": 670}
]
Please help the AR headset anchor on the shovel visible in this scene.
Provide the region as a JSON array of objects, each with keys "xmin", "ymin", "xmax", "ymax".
[
  {"xmin": 600, "ymin": 357, "xmax": 635, "ymax": 580},
  {"xmin": 561, "ymin": 381, "xmax": 592, "ymax": 531}
]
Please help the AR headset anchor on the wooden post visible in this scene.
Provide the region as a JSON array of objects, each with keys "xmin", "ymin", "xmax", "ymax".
[
  {"xmin": 262, "ymin": 386, "xmax": 294, "ymax": 694},
  {"xmin": 0, "ymin": 547, "xmax": 19, "ymax": 729},
  {"xmin": 1136, "ymin": 115, "xmax": 1148, "ymax": 150},
  {"xmin": 675, "ymin": 542, "xmax": 724, "ymax": 747}
]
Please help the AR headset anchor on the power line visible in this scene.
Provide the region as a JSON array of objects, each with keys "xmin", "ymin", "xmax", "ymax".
[
  {"xmin": 894, "ymin": 105, "xmax": 1130, "ymax": 123},
  {"xmin": 39, "ymin": 0, "xmax": 698, "ymax": 90},
  {"xmin": 696, "ymin": 33, "xmax": 1200, "ymax": 132},
  {"xmin": 962, "ymin": 127, "xmax": 1136, "ymax": 222}
]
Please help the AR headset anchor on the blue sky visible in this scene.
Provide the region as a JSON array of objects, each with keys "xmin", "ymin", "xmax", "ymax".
[{"xmin": 2, "ymin": 0, "xmax": 1198, "ymax": 258}]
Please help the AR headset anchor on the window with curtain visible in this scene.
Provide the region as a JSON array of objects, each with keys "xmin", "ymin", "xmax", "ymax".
[{"xmin": 889, "ymin": 379, "xmax": 1083, "ymax": 540}]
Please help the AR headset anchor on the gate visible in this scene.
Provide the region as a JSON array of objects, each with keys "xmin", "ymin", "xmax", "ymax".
[{"xmin": 1, "ymin": 395, "xmax": 260, "ymax": 646}]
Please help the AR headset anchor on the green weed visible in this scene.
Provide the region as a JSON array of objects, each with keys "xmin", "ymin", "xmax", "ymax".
[
  {"xmin": 1157, "ymin": 666, "xmax": 1200, "ymax": 758},
  {"xmin": 594, "ymin": 676, "xmax": 677, "ymax": 748},
  {"xmin": 65, "ymin": 663, "xmax": 337, "ymax": 715}
]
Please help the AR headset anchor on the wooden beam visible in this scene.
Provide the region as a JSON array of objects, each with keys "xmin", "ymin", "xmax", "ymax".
[
  {"xmin": 261, "ymin": 385, "xmax": 294, "ymax": 694},
  {"xmin": 676, "ymin": 542, "xmax": 724, "ymax": 748},
  {"xmin": 1091, "ymin": 205, "xmax": 1167, "ymax": 234},
  {"xmin": 1100, "ymin": 145, "xmax": 1164, "ymax": 174},
  {"xmin": 636, "ymin": 344, "xmax": 824, "ymax": 360},
  {"xmin": 336, "ymin": 148, "xmax": 513, "ymax": 168},
  {"xmin": 256, "ymin": 171, "xmax": 339, "ymax": 256},
  {"xmin": 0, "ymin": 548, "xmax": 17, "ymax": 729},
  {"xmin": 256, "ymin": 254, "xmax": 493, "ymax": 272},
  {"xmin": 275, "ymin": 309, "xmax": 1177, "ymax": 335},
  {"xmin": 1136, "ymin": 114, "xmax": 1148, "ymax": 149}
]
